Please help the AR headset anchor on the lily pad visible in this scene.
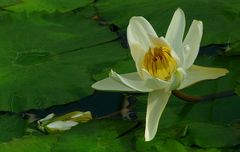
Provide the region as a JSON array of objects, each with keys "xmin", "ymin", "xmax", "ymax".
[
  {"xmin": 0, "ymin": 12, "xmax": 128, "ymax": 112},
  {"xmin": 0, "ymin": 120, "xmax": 134, "ymax": 152},
  {"xmin": 136, "ymin": 138, "xmax": 188, "ymax": 152},
  {"xmin": 0, "ymin": 0, "xmax": 19, "ymax": 7},
  {"xmin": 236, "ymin": 86, "xmax": 240, "ymax": 96},
  {"xmin": 181, "ymin": 122, "xmax": 240, "ymax": 148},
  {"xmin": 7, "ymin": 0, "xmax": 92, "ymax": 12},
  {"xmin": 0, "ymin": 135, "xmax": 57, "ymax": 152},
  {"xmin": 0, "ymin": 114, "xmax": 27, "ymax": 142},
  {"xmin": 96, "ymin": 0, "xmax": 240, "ymax": 45},
  {"xmin": 225, "ymin": 41, "xmax": 240, "ymax": 56}
]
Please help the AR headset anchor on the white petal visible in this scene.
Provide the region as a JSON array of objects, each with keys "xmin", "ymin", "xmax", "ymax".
[
  {"xmin": 182, "ymin": 20, "xmax": 203, "ymax": 69},
  {"xmin": 145, "ymin": 90, "xmax": 171, "ymax": 141},
  {"xmin": 92, "ymin": 77, "xmax": 137, "ymax": 92},
  {"xmin": 127, "ymin": 16, "xmax": 157, "ymax": 51},
  {"xmin": 141, "ymin": 69, "xmax": 172, "ymax": 90},
  {"xmin": 141, "ymin": 68, "xmax": 153, "ymax": 80},
  {"xmin": 71, "ymin": 113, "xmax": 83, "ymax": 118},
  {"xmin": 148, "ymin": 35, "xmax": 170, "ymax": 48},
  {"xmin": 39, "ymin": 113, "xmax": 55, "ymax": 122},
  {"xmin": 178, "ymin": 65, "xmax": 229, "ymax": 89},
  {"xmin": 47, "ymin": 120, "xmax": 78, "ymax": 131},
  {"xmin": 144, "ymin": 78, "xmax": 171, "ymax": 91},
  {"xmin": 165, "ymin": 8, "xmax": 186, "ymax": 63},
  {"xmin": 110, "ymin": 71, "xmax": 153, "ymax": 92},
  {"xmin": 168, "ymin": 67, "xmax": 186, "ymax": 91},
  {"xmin": 129, "ymin": 43, "xmax": 146, "ymax": 77}
]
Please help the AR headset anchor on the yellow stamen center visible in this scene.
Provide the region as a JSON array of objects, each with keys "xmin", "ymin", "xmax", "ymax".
[{"xmin": 143, "ymin": 46, "xmax": 177, "ymax": 80}]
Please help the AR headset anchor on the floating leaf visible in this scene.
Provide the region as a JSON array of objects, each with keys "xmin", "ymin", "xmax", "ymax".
[
  {"xmin": 97, "ymin": 0, "xmax": 240, "ymax": 45},
  {"xmin": 181, "ymin": 122, "xmax": 240, "ymax": 148},
  {"xmin": 226, "ymin": 41, "xmax": 240, "ymax": 56},
  {"xmin": 7, "ymin": 0, "xmax": 92, "ymax": 12},
  {"xmin": 0, "ymin": 0, "xmax": 19, "ymax": 7},
  {"xmin": 236, "ymin": 86, "xmax": 240, "ymax": 96},
  {"xmin": 0, "ymin": 12, "xmax": 127, "ymax": 112},
  {"xmin": 136, "ymin": 138, "xmax": 188, "ymax": 152},
  {"xmin": 0, "ymin": 135, "xmax": 57, "ymax": 152},
  {"xmin": 0, "ymin": 120, "xmax": 134, "ymax": 152},
  {"xmin": 0, "ymin": 114, "xmax": 27, "ymax": 142}
]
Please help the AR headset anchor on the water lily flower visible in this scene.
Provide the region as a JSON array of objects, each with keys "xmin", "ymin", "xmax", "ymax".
[
  {"xmin": 37, "ymin": 111, "xmax": 92, "ymax": 133},
  {"xmin": 92, "ymin": 8, "xmax": 228, "ymax": 141}
]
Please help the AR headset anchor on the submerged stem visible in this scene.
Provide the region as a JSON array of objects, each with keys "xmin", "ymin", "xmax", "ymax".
[{"xmin": 172, "ymin": 89, "xmax": 236, "ymax": 103}]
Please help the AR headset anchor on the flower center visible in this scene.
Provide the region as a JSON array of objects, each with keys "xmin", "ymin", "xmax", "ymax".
[{"xmin": 143, "ymin": 46, "xmax": 177, "ymax": 80}]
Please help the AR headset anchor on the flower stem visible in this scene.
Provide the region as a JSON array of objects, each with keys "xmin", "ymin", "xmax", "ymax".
[{"xmin": 172, "ymin": 89, "xmax": 236, "ymax": 102}]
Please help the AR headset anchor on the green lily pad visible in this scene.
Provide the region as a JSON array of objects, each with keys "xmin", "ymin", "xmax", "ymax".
[
  {"xmin": 226, "ymin": 41, "xmax": 240, "ymax": 56},
  {"xmin": 181, "ymin": 122, "xmax": 240, "ymax": 148},
  {"xmin": 136, "ymin": 138, "xmax": 188, "ymax": 152},
  {"xmin": 0, "ymin": 114, "xmax": 27, "ymax": 142},
  {"xmin": 0, "ymin": 12, "xmax": 128, "ymax": 112},
  {"xmin": 52, "ymin": 120, "xmax": 134, "ymax": 152},
  {"xmin": 0, "ymin": 120, "xmax": 134, "ymax": 152},
  {"xmin": 0, "ymin": 0, "xmax": 19, "ymax": 7},
  {"xmin": 96, "ymin": 0, "xmax": 240, "ymax": 45},
  {"xmin": 7, "ymin": 0, "xmax": 92, "ymax": 12},
  {"xmin": 93, "ymin": 58, "xmax": 136, "ymax": 81},
  {"xmin": 236, "ymin": 86, "xmax": 240, "ymax": 96},
  {"xmin": 0, "ymin": 135, "xmax": 58, "ymax": 152}
]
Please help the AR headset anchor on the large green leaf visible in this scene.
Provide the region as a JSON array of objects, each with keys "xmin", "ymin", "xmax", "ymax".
[
  {"xmin": 226, "ymin": 41, "xmax": 240, "ymax": 56},
  {"xmin": 0, "ymin": 0, "xmax": 19, "ymax": 7},
  {"xmin": 181, "ymin": 122, "xmax": 240, "ymax": 148},
  {"xmin": 134, "ymin": 127, "xmax": 223, "ymax": 152},
  {"xmin": 136, "ymin": 138, "xmax": 188, "ymax": 152},
  {"xmin": 0, "ymin": 120, "xmax": 134, "ymax": 152},
  {"xmin": 236, "ymin": 84, "xmax": 240, "ymax": 96},
  {"xmin": 0, "ymin": 135, "xmax": 57, "ymax": 152},
  {"xmin": 0, "ymin": 114, "xmax": 27, "ymax": 142},
  {"xmin": 6, "ymin": 0, "xmax": 92, "ymax": 12},
  {"xmin": 0, "ymin": 12, "xmax": 128, "ymax": 112},
  {"xmin": 96, "ymin": 0, "xmax": 240, "ymax": 45}
]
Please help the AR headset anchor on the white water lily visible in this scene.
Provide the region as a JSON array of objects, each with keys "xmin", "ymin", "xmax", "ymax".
[
  {"xmin": 92, "ymin": 8, "xmax": 228, "ymax": 141},
  {"xmin": 37, "ymin": 111, "xmax": 92, "ymax": 133}
]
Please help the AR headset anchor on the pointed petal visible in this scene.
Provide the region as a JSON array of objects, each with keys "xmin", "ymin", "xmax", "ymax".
[
  {"xmin": 145, "ymin": 91, "xmax": 171, "ymax": 141},
  {"xmin": 39, "ymin": 113, "xmax": 55, "ymax": 122},
  {"xmin": 165, "ymin": 8, "xmax": 186, "ymax": 63},
  {"xmin": 141, "ymin": 69, "xmax": 171, "ymax": 90},
  {"xmin": 92, "ymin": 77, "xmax": 137, "ymax": 92},
  {"xmin": 169, "ymin": 67, "xmax": 186, "ymax": 90},
  {"xmin": 148, "ymin": 35, "xmax": 170, "ymax": 48},
  {"xmin": 178, "ymin": 65, "xmax": 229, "ymax": 89},
  {"xmin": 127, "ymin": 16, "xmax": 157, "ymax": 52},
  {"xmin": 144, "ymin": 78, "xmax": 170, "ymax": 91},
  {"xmin": 182, "ymin": 20, "xmax": 203, "ymax": 69},
  {"xmin": 129, "ymin": 43, "xmax": 146, "ymax": 77},
  {"xmin": 110, "ymin": 71, "xmax": 153, "ymax": 92},
  {"xmin": 47, "ymin": 120, "xmax": 78, "ymax": 131}
]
